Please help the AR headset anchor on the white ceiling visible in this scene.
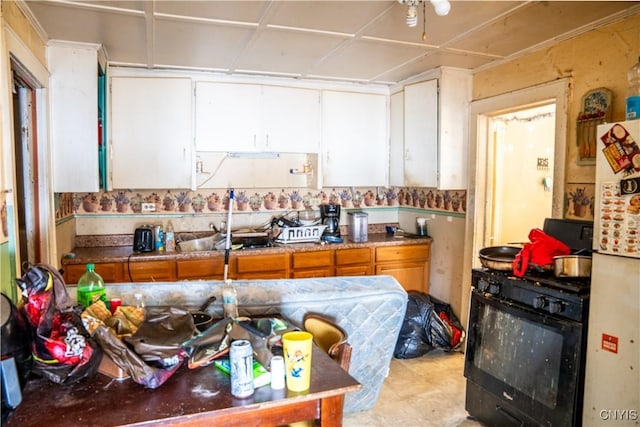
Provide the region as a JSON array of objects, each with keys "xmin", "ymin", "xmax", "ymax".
[{"xmin": 24, "ymin": 0, "xmax": 640, "ymax": 85}]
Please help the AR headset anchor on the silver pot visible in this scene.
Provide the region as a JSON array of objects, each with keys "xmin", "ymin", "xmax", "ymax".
[{"xmin": 553, "ymin": 255, "xmax": 592, "ymax": 278}]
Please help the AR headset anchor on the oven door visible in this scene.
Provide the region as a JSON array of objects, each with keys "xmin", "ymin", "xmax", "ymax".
[{"xmin": 464, "ymin": 290, "xmax": 586, "ymax": 426}]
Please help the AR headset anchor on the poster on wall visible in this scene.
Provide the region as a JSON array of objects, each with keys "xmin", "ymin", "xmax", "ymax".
[{"xmin": 565, "ymin": 183, "xmax": 595, "ymax": 220}]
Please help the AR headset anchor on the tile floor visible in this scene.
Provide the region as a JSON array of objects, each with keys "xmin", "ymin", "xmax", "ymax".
[{"xmin": 343, "ymin": 351, "xmax": 484, "ymax": 427}]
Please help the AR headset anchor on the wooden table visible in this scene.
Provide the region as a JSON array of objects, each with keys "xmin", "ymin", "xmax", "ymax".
[{"xmin": 5, "ymin": 346, "xmax": 360, "ymax": 426}]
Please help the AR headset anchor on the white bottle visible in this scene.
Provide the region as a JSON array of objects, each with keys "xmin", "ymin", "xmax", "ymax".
[
  {"xmin": 165, "ymin": 221, "xmax": 176, "ymax": 253},
  {"xmin": 222, "ymin": 279, "xmax": 238, "ymax": 319},
  {"xmin": 133, "ymin": 292, "xmax": 145, "ymax": 308},
  {"xmin": 627, "ymin": 56, "xmax": 640, "ymax": 120}
]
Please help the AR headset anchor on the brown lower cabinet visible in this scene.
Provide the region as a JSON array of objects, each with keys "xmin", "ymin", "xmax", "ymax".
[
  {"xmin": 126, "ymin": 259, "xmax": 175, "ymax": 282},
  {"xmin": 335, "ymin": 247, "xmax": 373, "ymax": 276},
  {"xmin": 235, "ymin": 253, "xmax": 290, "ymax": 280},
  {"xmin": 64, "ymin": 262, "xmax": 124, "ymax": 284},
  {"xmin": 63, "ymin": 242, "xmax": 430, "ymax": 293},
  {"xmin": 291, "ymin": 250, "xmax": 334, "ymax": 278},
  {"xmin": 176, "ymin": 257, "xmax": 231, "ymax": 281},
  {"xmin": 375, "ymin": 245, "xmax": 430, "ymax": 293}
]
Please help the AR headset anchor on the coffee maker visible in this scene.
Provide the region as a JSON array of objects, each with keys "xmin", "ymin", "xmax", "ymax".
[{"xmin": 319, "ymin": 204, "xmax": 341, "ymax": 237}]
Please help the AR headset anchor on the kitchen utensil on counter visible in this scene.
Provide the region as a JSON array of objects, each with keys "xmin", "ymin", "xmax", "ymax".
[
  {"xmin": 348, "ymin": 212, "xmax": 368, "ymax": 242},
  {"xmin": 133, "ymin": 226, "xmax": 155, "ymax": 252},
  {"xmin": 224, "ymin": 190, "xmax": 234, "ymax": 281},
  {"xmin": 478, "ymin": 246, "xmax": 521, "ymax": 271},
  {"xmin": 320, "ymin": 204, "xmax": 341, "ymax": 237},
  {"xmin": 553, "ymin": 255, "xmax": 592, "ymax": 278},
  {"xmin": 191, "ymin": 295, "xmax": 217, "ymax": 332}
]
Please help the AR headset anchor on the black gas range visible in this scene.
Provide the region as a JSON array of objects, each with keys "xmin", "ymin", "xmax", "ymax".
[{"xmin": 465, "ymin": 218, "xmax": 593, "ymax": 427}]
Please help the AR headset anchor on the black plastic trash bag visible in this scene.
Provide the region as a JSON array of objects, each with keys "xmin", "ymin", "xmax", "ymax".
[
  {"xmin": 394, "ymin": 291, "xmax": 465, "ymax": 359},
  {"xmin": 17, "ymin": 264, "xmax": 102, "ymax": 384}
]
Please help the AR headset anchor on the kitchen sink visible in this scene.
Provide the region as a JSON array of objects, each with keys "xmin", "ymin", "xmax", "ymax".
[{"xmin": 177, "ymin": 233, "xmax": 222, "ymax": 252}]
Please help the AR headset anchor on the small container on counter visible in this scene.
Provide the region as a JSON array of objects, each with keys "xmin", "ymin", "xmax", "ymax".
[
  {"xmin": 348, "ymin": 212, "xmax": 368, "ymax": 243},
  {"xmin": 154, "ymin": 225, "xmax": 164, "ymax": 253}
]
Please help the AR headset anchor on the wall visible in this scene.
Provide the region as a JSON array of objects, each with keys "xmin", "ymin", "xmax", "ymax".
[
  {"xmin": 473, "ymin": 13, "xmax": 640, "ymax": 186},
  {"xmin": 459, "ymin": 13, "xmax": 640, "ymax": 329},
  {"xmin": 399, "ymin": 209, "xmax": 465, "ymax": 314}
]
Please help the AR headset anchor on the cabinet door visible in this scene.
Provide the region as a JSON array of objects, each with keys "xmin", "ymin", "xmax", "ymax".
[
  {"xmin": 322, "ymin": 91, "xmax": 388, "ymax": 186},
  {"xmin": 126, "ymin": 260, "xmax": 175, "ymax": 282},
  {"xmin": 376, "ymin": 244, "xmax": 430, "ymax": 293},
  {"xmin": 438, "ymin": 68, "xmax": 471, "ymax": 189},
  {"xmin": 235, "ymin": 253, "xmax": 289, "ymax": 279},
  {"xmin": 335, "ymin": 248, "xmax": 373, "ymax": 276},
  {"xmin": 195, "ymin": 82, "xmax": 261, "ymax": 151},
  {"xmin": 404, "ymin": 80, "xmax": 438, "ymax": 187},
  {"xmin": 376, "ymin": 261, "xmax": 428, "ymax": 293},
  {"xmin": 291, "ymin": 250, "xmax": 334, "ymax": 277},
  {"xmin": 389, "ymin": 91, "xmax": 404, "ymax": 187},
  {"xmin": 49, "ymin": 43, "xmax": 99, "ymax": 192},
  {"xmin": 262, "ymin": 86, "xmax": 321, "ymax": 153},
  {"xmin": 110, "ymin": 77, "xmax": 193, "ymax": 189},
  {"xmin": 64, "ymin": 262, "xmax": 123, "ymax": 284},
  {"xmin": 176, "ymin": 258, "xmax": 230, "ymax": 280}
]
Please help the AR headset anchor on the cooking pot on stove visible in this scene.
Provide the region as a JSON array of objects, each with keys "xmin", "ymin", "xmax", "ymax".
[{"xmin": 553, "ymin": 255, "xmax": 592, "ymax": 278}]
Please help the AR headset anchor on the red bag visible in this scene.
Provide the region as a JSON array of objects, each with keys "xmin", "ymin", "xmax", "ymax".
[
  {"xmin": 17, "ymin": 264, "xmax": 102, "ymax": 384},
  {"xmin": 512, "ymin": 229, "xmax": 570, "ymax": 277}
]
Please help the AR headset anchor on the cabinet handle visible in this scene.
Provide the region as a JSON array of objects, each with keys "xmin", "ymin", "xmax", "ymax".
[
  {"xmin": 405, "ymin": 149, "xmax": 409, "ymax": 160},
  {"xmin": 253, "ymin": 134, "xmax": 257, "ymax": 148},
  {"xmin": 265, "ymin": 134, "xmax": 269, "ymax": 147}
]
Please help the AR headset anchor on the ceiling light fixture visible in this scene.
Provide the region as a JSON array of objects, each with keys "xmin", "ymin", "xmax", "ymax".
[{"xmin": 398, "ymin": 0, "xmax": 451, "ymax": 29}]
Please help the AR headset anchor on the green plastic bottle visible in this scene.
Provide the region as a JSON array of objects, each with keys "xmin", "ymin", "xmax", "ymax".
[{"xmin": 77, "ymin": 263, "xmax": 107, "ymax": 308}]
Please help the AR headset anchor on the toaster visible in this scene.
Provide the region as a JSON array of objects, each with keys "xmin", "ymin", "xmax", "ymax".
[{"xmin": 133, "ymin": 226, "xmax": 155, "ymax": 252}]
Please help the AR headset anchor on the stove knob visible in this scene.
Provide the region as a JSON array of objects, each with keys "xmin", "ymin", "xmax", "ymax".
[
  {"xmin": 488, "ymin": 283, "xmax": 500, "ymax": 295},
  {"xmin": 533, "ymin": 296, "xmax": 548, "ymax": 309},
  {"xmin": 477, "ymin": 278, "xmax": 490, "ymax": 292},
  {"xmin": 548, "ymin": 300, "xmax": 564, "ymax": 314}
]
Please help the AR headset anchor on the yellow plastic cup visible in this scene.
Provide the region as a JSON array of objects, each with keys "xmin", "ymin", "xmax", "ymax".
[{"xmin": 282, "ymin": 331, "xmax": 313, "ymax": 392}]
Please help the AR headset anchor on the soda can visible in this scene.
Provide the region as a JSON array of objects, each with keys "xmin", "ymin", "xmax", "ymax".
[{"xmin": 229, "ymin": 340, "xmax": 254, "ymax": 398}]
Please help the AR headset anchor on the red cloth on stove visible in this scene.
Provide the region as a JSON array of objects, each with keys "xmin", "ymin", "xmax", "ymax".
[{"xmin": 512, "ymin": 228, "xmax": 570, "ymax": 277}]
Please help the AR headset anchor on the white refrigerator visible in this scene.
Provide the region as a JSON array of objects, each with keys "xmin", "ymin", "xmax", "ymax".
[{"xmin": 583, "ymin": 121, "xmax": 640, "ymax": 425}]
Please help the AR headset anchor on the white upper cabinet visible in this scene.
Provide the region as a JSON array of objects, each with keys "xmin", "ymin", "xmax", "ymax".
[
  {"xmin": 110, "ymin": 76, "xmax": 193, "ymax": 189},
  {"xmin": 403, "ymin": 79, "xmax": 439, "ymax": 187},
  {"xmin": 322, "ymin": 91, "xmax": 388, "ymax": 187},
  {"xmin": 49, "ymin": 42, "xmax": 101, "ymax": 192},
  {"xmin": 397, "ymin": 68, "xmax": 471, "ymax": 189},
  {"xmin": 389, "ymin": 91, "xmax": 405, "ymax": 187},
  {"xmin": 195, "ymin": 82, "xmax": 320, "ymax": 153}
]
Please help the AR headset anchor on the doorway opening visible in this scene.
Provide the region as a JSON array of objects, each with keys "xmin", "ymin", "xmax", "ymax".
[
  {"xmin": 485, "ymin": 103, "xmax": 556, "ymax": 246},
  {"xmin": 461, "ymin": 78, "xmax": 569, "ymax": 328},
  {"xmin": 12, "ymin": 65, "xmax": 42, "ymax": 270}
]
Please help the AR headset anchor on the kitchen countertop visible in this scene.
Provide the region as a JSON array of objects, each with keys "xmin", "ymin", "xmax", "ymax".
[{"xmin": 62, "ymin": 233, "xmax": 432, "ymax": 265}]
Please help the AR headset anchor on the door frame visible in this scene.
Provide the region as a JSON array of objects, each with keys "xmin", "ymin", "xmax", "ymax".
[
  {"xmin": 2, "ymin": 26, "xmax": 55, "ymax": 275},
  {"xmin": 460, "ymin": 78, "xmax": 570, "ymax": 329}
]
